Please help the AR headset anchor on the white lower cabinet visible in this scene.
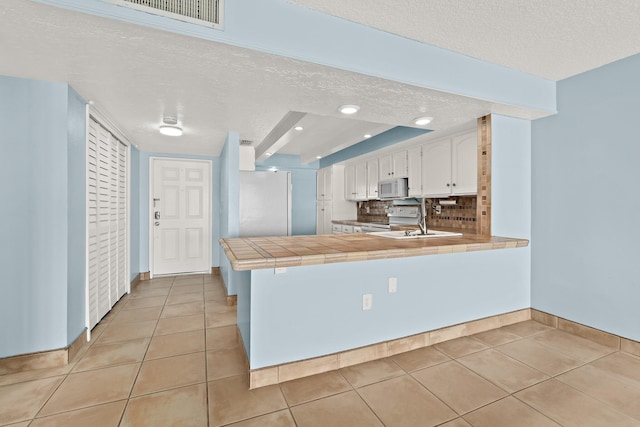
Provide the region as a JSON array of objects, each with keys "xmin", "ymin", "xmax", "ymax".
[{"xmin": 331, "ymin": 223, "xmax": 363, "ymax": 234}]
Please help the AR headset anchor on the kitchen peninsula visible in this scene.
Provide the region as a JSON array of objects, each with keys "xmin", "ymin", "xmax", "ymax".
[{"xmin": 220, "ymin": 232, "xmax": 530, "ymax": 388}]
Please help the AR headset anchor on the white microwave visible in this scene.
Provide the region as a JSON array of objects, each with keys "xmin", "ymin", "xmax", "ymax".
[{"xmin": 378, "ymin": 177, "xmax": 408, "ymax": 199}]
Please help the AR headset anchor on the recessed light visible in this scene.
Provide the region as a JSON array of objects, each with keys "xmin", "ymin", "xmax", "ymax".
[
  {"xmin": 364, "ymin": 134, "xmax": 372, "ymax": 138},
  {"xmin": 413, "ymin": 117, "xmax": 433, "ymax": 126},
  {"xmin": 294, "ymin": 126, "xmax": 304, "ymax": 131},
  {"xmin": 338, "ymin": 104, "xmax": 360, "ymax": 115},
  {"xmin": 160, "ymin": 117, "xmax": 183, "ymax": 136},
  {"xmin": 265, "ymin": 152, "xmax": 273, "ymax": 156},
  {"xmin": 316, "ymin": 156, "xmax": 322, "ymax": 159}
]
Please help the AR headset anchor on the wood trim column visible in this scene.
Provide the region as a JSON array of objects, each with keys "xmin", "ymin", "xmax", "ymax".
[{"xmin": 477, "ymin": 115, "xmax": 492, "ymax": 236}]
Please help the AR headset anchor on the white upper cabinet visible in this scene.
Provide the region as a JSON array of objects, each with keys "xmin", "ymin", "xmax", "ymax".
[
  {"xmin": 354, "ymin": 162, "xmax": 367, "ymax": 200},
  {"xmin": 317, "ymin": 166, "xmax": 333, "ymax": 201},
  {"xmin": 422, "ymin": 138, "xmax": 453, "ymax": 197},
  {"xmin": 337, "ymin": 127, "xmax": 477, "ymax": 202},
  {"xmin": 344, "ymin": 164, "xmax": 356, "ymax": 201},
  {"xmin": 366, "ymin": 159, "xmax": 379, "ymax": 199},
  {"xmin": 407, "ymin": 146, "xmax": 423, "ymax": 197},
  {"xmin": 344, "ymin": 162, "xmax": 368, "ymax": 201},
  {"xmin": 451, "ymin": 131, "xmax": 478, "ymax": 195},
  {"xmin": 379, "ymin": 150, "xmax": 408, "ymax": 180},
  {"xmin": 378, "ymin": 153, "xmax": 393, "ymax": 180},
  {"xmin": 421, "ymin": 130, "xmax": 477, "ymax": 197},
  {"xmin": 393, "ymin": 151, "xmax": 408, "ymax": 178}
]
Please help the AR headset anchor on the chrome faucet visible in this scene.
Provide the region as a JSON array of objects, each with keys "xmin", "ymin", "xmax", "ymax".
[{"xmin": 418, "ymin": 198, "xmax": 428, "ymax": 235}]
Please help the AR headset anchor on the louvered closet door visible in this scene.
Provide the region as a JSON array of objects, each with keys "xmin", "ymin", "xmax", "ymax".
[
  {"xmin": 87, "ymin": 117, "xmax": 128, "ymax": 330},
  {"xmin": 117, "ymin": 142, "xmax": 128, "ymax": 298},
  {"xmin": 109, "ymin": 133, "xmax": 119, "ymax": 303},
  {"xmin": 87, "ymin": 120, "xmax": 100, "ymax": 329},
  {"xmin": 97, "ymin": 126, "xmax": 112, "ymax": 322}
]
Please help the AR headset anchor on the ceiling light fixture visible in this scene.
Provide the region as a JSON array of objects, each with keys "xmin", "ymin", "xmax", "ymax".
[
  {"xmin": 364, "ymin": 134, "xmax": 372, "ymax": 138},
  {"xmin": 413, "ymin": 117, "xmax": 433, "ymax": 126},
  {"xmin": 316, "ymin": 156, "xmax": 322, "ymax": 159},
  {"xmin": 294, "ymin": 126, "xmax": 304, "ymax": 131},
  {"xmin": 338, "ymin": 104, "xmax": 360, "ymax": 115},
  {"xmin": 265, "ymin": 152, "xmax": 273, "ymax": 156},
  {"xmin": 159, "ymin": 117, "xmax": 183, "ymax": 136}
]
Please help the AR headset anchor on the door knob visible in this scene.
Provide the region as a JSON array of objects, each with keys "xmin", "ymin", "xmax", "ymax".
[{"xmin": 155, "ymin": 211, "xmax": 161, "ymax": 220}]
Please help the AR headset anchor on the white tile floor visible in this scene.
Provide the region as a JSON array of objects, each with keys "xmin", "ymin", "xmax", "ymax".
[{"xmin": 1, "ymin": 274, "xmax": 640, "ymax": 426}]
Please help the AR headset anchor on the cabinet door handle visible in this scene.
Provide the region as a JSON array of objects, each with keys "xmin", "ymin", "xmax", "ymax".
[
  {"xmin": 446, "ymin": 183, "xmax": 450, "ymax": 187},
  {"xmin": 452, "ymin": 183, "xmax": 456, "ymax": 187}
]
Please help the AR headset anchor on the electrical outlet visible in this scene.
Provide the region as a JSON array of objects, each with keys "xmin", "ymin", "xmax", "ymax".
[
  {"xmin": 435, "ymin": 205, "xmax": 442, "ymax": 215},
  {"xmin": 388, "ymin": 277, "xmax": 397, "ymax": 293},
  {"xmin": 362, "ymin": 293, "xmax": 373, "ymax": 310}
]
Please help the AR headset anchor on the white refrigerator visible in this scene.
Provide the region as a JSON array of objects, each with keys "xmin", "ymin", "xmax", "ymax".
[{"xmin": 239, "ymin": 171, "xmax": 292, "ymax": 237}]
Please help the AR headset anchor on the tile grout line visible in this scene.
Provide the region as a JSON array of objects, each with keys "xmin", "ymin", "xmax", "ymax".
[
  {"xmin": 118, "ymin": 275, "xmax": 175, "ymax": 426},
  {"xmin": 453, "ymin": 335, "xmax": 558, "ymax": 425},
  {"xmin": 204, "ymin": 277, "xmax": 211, "ymax": 427},
  {"xmin": 461, "ymin": 328, "xmax": 625, "ymax": 426}
]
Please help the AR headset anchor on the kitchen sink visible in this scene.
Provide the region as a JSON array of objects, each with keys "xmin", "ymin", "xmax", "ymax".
[{"xmin": 368, "ymin": 230, "xmax": 463, "ymax": 239}]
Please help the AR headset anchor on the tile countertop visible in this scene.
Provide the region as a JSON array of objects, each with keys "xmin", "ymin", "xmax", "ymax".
[{"xmin": 219, "ymin": 232, "xmax": 529, "ymax": 271}]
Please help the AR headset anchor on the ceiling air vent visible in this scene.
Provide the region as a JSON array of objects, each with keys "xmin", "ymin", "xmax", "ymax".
[{"xmin": 109, "ymin": 0, "xmax": 222, "ymax": 27}]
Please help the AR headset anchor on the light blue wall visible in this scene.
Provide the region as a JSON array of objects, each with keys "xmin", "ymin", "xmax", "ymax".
[
  {"xmin": 41, "ymin": 0, "xmax": 556, "ymax": 115},
  {"xmin": 0, "ymin": 75, "xmax": 85, "ymax": 357},
  {"xmin": 219, "ymin": 132, "xmax": 241, "ymax": 294},
  {"xmin": 248, "ymin": 249, "xmax": 529, "ymax": 368},
  {"xmin": 492, "ymin": 115, "xmax": 532, "ymax": 240},
  {"xmin": 66, "ymin": 86, "xmax": 87, "ymax": 343},
  {"xmin": 531, "ymin": 54, "xmax": 640, "ymax": 341},
  {"xmin": 256, "ymin": 154, "xmax": 318, "ymax": 236},
  {"xmin": 136, "ymin": 151, "xmax": 220, "ymax": 275},
  {"xmin": 129, "ymin": 145, "xmax": 140, "ymax": 281},
  {"xmin": 319, "ymin": 127, "xmax": 429, "ymax": 168},
  {"xmin": 243, "ymin": 116, "xmax": 532, "ymax": 368}
]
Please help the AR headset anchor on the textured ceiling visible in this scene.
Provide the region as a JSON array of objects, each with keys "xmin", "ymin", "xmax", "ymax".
[
  {"xmin": 3, "ymin": 1, "xmax": 638, "ymax": 159},
  {"xmin": 290, "ymin": 0, "xmax": 640, "ymax": 81}
]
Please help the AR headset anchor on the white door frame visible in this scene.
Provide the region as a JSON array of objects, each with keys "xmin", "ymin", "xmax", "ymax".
[{"xmin": 149, "ymin": 156, "xmax": 213, "ymax": 278}]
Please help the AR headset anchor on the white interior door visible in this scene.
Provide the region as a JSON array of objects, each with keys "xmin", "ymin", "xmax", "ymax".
[{"xmin": 151, "ymin": 158, "xmax": 211, "ymax": 276}]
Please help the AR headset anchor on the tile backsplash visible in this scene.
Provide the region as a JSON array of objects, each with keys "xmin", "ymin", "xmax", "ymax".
[
  {"xmin": 427, "ymin": 196, "xmax": 477, "ymax": 230},
  {"xmin": 357, "ymin": 196, "xmax": 477, "ymax": 231},
  {"xmin": 356, "ymin": 200, "xmax": 390, "ymax": 224}
]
